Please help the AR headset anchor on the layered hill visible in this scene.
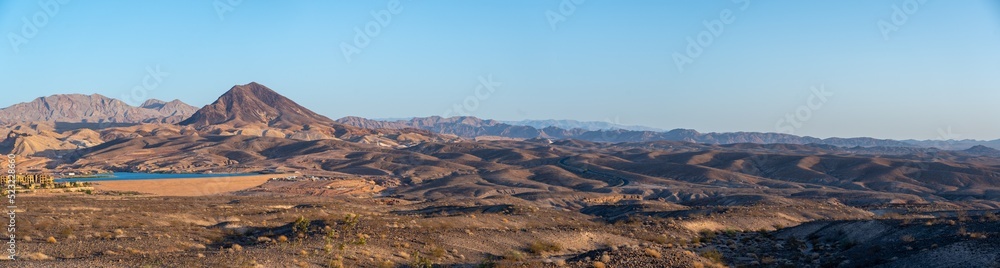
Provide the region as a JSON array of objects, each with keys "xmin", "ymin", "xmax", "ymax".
[
  {"xmin": 48, "ymin": 133, "xmax": 1000, "ymax": 209},
  {"xmin": 0, "ymin": 94, "xmax": 197, "ymax": 124},
  {"xmin": 337, "ymin": 116, "xmax": 923, "ymax": 148}
]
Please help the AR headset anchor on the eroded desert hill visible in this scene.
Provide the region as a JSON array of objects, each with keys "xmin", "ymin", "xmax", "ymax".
[{"xmin": 0, "ymin": 93, "xmax": 197, "ymax": 124}]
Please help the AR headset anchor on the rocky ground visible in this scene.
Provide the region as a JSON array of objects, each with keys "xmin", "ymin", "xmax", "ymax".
[{"xmin": 3, "ymin": 191, "xmax": 998, "ymax": 267}]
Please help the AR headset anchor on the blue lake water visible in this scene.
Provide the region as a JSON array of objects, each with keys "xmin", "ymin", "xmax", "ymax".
[{"xmin": 54, "ymin": 172, "xmax": 256, "ymax": 182}]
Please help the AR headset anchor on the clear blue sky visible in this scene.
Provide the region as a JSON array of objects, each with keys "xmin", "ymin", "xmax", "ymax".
[{"xmin": 2, "ymin": 1, "xmax": 999, "ymax": 140}]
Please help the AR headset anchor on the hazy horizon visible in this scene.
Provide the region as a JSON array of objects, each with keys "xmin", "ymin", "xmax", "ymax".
[{"xmin": 3, "ymin": 1, "xmax": 999, "ymax": 140}]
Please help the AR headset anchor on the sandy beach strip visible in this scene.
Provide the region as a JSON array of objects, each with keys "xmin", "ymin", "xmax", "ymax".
[{"xmin": 92, "ymin": 174, "xmax": 289, "ymax": 196}]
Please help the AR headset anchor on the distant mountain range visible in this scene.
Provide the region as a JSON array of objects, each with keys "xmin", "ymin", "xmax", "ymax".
[
  {"xmin": 2, "ymin": 84, "xmax": 999, "ymax": 150},
  {"xmin": 337, "ymin": 116, "xmax": 1000, "ymax": 149},
  {"xmin": 500, "ymin": 119, "xmax": 664, "ymax": 132},
  {"xmin": 0, "ymin": 94, "xmax": 197, "ymax": 124}
]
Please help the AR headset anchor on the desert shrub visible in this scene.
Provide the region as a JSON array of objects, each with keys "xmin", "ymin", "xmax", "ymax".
[
  {"xmin": 324, "ymin": 227, "xmax": 338, "ymax": 243},
  {"xmin": 377, "ymin": 260, "xmax": 394, "ymax": 268},
  {"xmin": 642, "ymin": 234, "xmax": 669, "ymax": 244},
  {"xmin": 786, "ymin": 237, "xmax": 805, "ymax": 250},
  {"xmin": 430, "ymin": 246, "xmax": 446, "ymax": 259},
  {"xmin": 59, "ymin": 227, "xmax": 74, "ymax": 238},
  {"xmin": 592, "ymin": 261, "xmax": 606, "ymax": 268},
  {"xmin": 700, "ymin": 249, "xmax": 723, "ymax": 263},
  {"xmin": 724, "ymin": 228, "xmax": 738, "ymax": 236},
  {"xmin": 528, "ymin": 240, "xmax": 563, "ymax": 254},
  {"xmin": 900, "ymin": 235, "xmax": 915, "ymax": 243},
  {"xmin": 328, "ymin": 258, "xmax": 344, "ymax": 268},
  {"xmin": 293, "ymin": 216, "xmax": 311, "ymax": 235},
  {"xmin": 277, "ymin": 235, "xmax": 289, "ymax": 243},
  {"xmin": 231, "ymin": 244, "xmax": 243, "ymax": 251},
  {"xmin": 503, "ymin": 250, "xmax": 526, "ymax": 261},
  {"xmin": 983, "ymin": 211, "xmax": 999, "ymax": 222},
  {"xmin": 477, "ymin": 257, "xmax": 498, "ymax": 268},
  {"xmin": 411, "ymin": 251, "xmax": 434, "ymax": 268},
  {"xmin": 354, "ymin": 233, "xmax": 368, "ymax": 245},
  {"xmin": 956, "ymin": 210, "xmax": 970, "ymax": 222},
  {"xmin": 698, "ymin": 229, "xmax": 717, "ymax": 242},
  {"xmin": 644, "ymin": 248, "xmax": 662, "ymax": 258},
  {"xmin": 343, "ymin": 214, "xmax": 360, "ymax": 228}
]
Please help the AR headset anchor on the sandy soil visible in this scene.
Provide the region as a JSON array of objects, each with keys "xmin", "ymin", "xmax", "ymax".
[{"xmin": 91, "ymin": 174, "xmax": 289, "ymax": 196}]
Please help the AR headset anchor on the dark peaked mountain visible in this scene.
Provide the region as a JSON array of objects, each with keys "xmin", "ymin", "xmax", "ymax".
[
  {"xmin": 179, "ymin": 82, "xmax": 337, "ymax": 130},
  {"xmin": 0, "ymin": 94, "xmax": 197, "ymax": 124}
]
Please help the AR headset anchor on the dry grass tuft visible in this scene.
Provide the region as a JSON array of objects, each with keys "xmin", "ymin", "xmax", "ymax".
[
  {"xmin": 644, "ymin": 248, "xmax": 662, "ymax": 258},
  {"xmin": 901, "ymin": 235, "xmax": 915, "ymax": 243},
  {"xmin": 700, "ymin": 249, "xmax": 724, "ymax": 263},
  {"xmin": 528, "ymin": 240, "xmax": 563, "ymax": 254}
]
